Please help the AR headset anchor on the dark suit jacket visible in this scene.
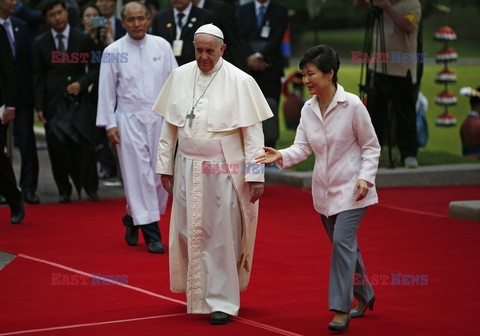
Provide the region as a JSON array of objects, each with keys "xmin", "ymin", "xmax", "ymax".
[
  {"xmin": 114, "ymin": 17, "xmax": 126, "ymax": 40},
  {"xmin": 203, "ymin": 0, "xmax": 245, "ymax": 70},
  {"xmin": 237, "ymin": 1, "xmax": 288, "ymax": 81},
  {"xmin": 33, "ymin": 28, "xmax": 98, "ymax": 142},
  {"xmin": 151, "ymin": 6, "xmax": 213, "ymax": 66},
  {"xmin": 0, "ymin": 25, "xmax": 16, "ymax": 107},
  {"xmin": 0, "ymin": 18, "xmax": 33, "ymax": 109}
]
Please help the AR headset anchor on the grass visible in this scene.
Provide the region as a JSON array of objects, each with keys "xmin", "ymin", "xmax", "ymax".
[{"xmin": 277, "ymin": 64, "xmax": 480, "ymax": 170}]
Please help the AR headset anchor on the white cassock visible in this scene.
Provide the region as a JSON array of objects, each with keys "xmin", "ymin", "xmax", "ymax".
[
  {"xmin": 96, "ymin": 34, "xmax": 178, "ymax": 226},
  {"xmin": 153, "ymin": 59, "xmax": 273, "ymax": 315}
]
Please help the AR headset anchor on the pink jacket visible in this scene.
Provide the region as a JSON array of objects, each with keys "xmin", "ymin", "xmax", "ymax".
[{"xmin": 278, "ymin": 84, "xmax": 380, "ymax": 216}]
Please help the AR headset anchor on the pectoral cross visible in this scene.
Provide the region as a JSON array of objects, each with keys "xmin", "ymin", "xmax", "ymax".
[{"xmin": 186, "ymin": 108, "xmax": 196, "ymax": 127}]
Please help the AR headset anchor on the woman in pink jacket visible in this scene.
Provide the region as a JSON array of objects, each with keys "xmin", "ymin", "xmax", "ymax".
[{"xmin": 256, "ymin": 45, "xmax": 380, "ymax": 333}]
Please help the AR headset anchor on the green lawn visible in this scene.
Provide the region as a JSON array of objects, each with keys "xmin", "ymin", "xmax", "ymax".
[{"xmin": 277, "ymin": 64, "xmax": 480, "ymax": 170}]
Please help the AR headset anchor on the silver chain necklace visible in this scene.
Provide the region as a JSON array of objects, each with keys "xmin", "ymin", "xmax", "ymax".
[{"xmin": 186, "ymin": 60, "xmax": 223, "ymax": 128}]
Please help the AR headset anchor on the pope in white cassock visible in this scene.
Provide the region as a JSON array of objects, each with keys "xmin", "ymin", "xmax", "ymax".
[
  {"xmin": 153, "ymin": 24, "xmax": 273, "ymax": 325},
  {"xmin": 96, "ymin": 2, "xmax": 178, "ymax": 254}
]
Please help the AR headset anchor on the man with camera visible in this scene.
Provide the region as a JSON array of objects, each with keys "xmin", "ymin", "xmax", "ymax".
[{"xmin": 355, "ymin": 0, "xmax": 422, "ymax": 168}]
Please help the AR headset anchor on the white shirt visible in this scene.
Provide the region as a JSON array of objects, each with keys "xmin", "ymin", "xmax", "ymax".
[
  {"xmin": 96, "ymin": 34, "xmax": 178, "ymax": 130},
  {"xmin": 0, "ymin": 17, "xmax": 15, "ymax": 42},
  {"xmin": 278, "ymin": 84, "xmax": 381, "ymax": 216},
  {"xmin": 51, "ymin": 24, "xmax": 70, "ymax": 50},
  {"xmin": 173, "ymin": 3, "xmax": 192, "ymax": 40},
  {"xmin": 255, "ymin": 0, "xmax": 271, "ymax": 15}
]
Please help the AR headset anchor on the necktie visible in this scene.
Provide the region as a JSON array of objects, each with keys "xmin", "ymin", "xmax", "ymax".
[
  {"xmin": 177, "ymin": 13, "xmax": 185, "ymax": 30},
  {"xmin": 56, "ymin": 33, "xmax": 66, "ymax": 52},
  {"xmin": 3, "ymin": 21, "xmax": 15, "ymax": 59},
  {"xmin": 257, "ymin": 5, "xmax": 266, "ymax": 29}
]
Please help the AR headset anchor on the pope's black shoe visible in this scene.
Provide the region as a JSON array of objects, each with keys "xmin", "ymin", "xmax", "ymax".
[
  {"xmin": 147, "ymin": 241, "xmax": 165, "ymax": 254},
  {"xmin": 23, "ymin": 192, "xmax": 40, "ymax": 204},
  {"xmin": 122, "ymin": 214, "xmax": 139, "ymax": 246},
  {"xmin": 11, "ymin": 201, "xmax": 26, "ymax": 224},
  {"xmin": 211, "ymin": 311, "xmax": 230, "ymax": 325}
]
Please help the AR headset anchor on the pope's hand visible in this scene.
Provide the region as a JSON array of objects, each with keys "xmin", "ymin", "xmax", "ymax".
[
  {"xmin": 248, "ymin": 182, "xmax": 264, "ymax": 203},
  {"xmin": 1, "ymin": 107, "xmax": 15, "ymax": 124},
  {"xmin": 255, "ymin": 147, "xmax": 282, "ymax": 164},
  {"xmin": 107, "ymin": 127, "xmax": 120, "ymax": 144},
  {"xmin": 161, "ymin": 174, "xmax": 174, "ymax": 194},
  {"xmin": 354, "ymin": 179, "xmax": 369, "ymax": 201}
]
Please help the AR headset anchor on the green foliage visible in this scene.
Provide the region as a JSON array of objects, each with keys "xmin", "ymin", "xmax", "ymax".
[{"xmin": 277, "ymin": 64, "xmax": 480, "ymax": 171}]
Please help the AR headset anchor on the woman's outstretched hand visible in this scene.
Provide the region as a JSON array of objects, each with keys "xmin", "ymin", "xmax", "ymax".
[{"xmin": 255, "ymin": 147, "xmax": 282, "ymax": 164}]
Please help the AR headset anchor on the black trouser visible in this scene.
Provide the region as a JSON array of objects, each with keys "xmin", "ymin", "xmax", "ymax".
[
  {"xmin": 367, "ymin": 71, "xmax": 418, "ymax": 161},
  {"xmin": 45, "ymin": 128, "xmax": 98, "ymax": 197},
  {"xmin": 255, "ymin": 77, "xmax": 282, "ymax": 148},
  {"xmin": 13, "ymin": 101, "xmax": 39, "ymax": 194},
  {"xmin": 0, "ymin": 123, "xmax": 22, "ymax": 209}
]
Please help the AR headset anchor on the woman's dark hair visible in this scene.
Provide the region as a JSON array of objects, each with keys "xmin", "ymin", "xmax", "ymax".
[
  {"xmin": 79, "ymin": 4, "xmax": 101, "ymax": 30},
  {"xmin": 470, "ymin": 87, "xmax": 480, "ymax": 109},
  {"xmin": 80, "ymin": 3, "xmax": 101, "ymax": 20},
  {"xmin": 299, "ymin": 44, "xmax": 340, "ymax": 85},
  {"xmin": 42, "ymin": 0, "xmax": 66, "ymax": 17}
]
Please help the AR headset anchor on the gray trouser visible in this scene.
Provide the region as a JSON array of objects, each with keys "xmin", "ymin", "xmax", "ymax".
[{"xmin": 321, "ymin": 208, "xmax": 375, "ymax": 313}]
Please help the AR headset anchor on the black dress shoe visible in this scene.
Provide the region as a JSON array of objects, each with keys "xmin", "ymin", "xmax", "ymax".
[
  {"xmin": 211, "ymin": 311, "xmax": 230, "ymax": 325},
  {"xmin": 147, "ymin": 241, "xmax": 165, "ymax": 254},
  {"xmin": 328, "ymin": 315, "xmax": 350, "ymax": 333},
  {"xmin": 86, "ymin": 192, "xmax": 99, "ymax": 201},
  {"xmin": 59, "ymin": 193, "xmax": 71, "ymax": 203},
  {"xmin": 0, "ymin": 194, "xmax": 6, "ymax": 205},
  {"xmin": 11, "ymin": 202, "xmax": 25, "ymax": 224},
  {"xmin": 122, "ymin": 214, "xmax": 139, "ymax": 246},
  {"xmin": 23, "ymin": 192, "xmax": 40, "ymax": 204}
]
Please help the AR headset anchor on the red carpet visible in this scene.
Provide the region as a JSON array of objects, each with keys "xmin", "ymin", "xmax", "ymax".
[{"xmin": 0, "ymin": 185, "xmax": 479, "ymax": 335}]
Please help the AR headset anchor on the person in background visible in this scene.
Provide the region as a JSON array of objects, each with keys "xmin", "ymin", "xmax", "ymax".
[
  {"xmin": 256, "ymin": 45, "xmax": 380, "ymax": 333},
  {"xmin": 96, "ymin": 1, "xmax": 177, "ymax": 254},
  {"xmin": 151, "ymin": 0, "xmax": 213, "ymax": 66},
  {"xmin": 0, "ymin": 0, "xmax": 40, "ymax": 205},
  {"xmin": 354, "ymin": 0, "xmax": 422, "ymax": 168},
  {"xmin": 460, "ymin": 87, "xmax": 480, "ymax": 160},
  {"xmin": 33, "ymin": 0, "xmax": 99, "ymax": 202},
  {"xmin": 0, "ymin": 25, "xmax": 25, "ymax": 224},
  {"xmin": 237, "ymin": 0, "xmax": 288, "ymax": 149},
  {"xmin": 95, "ymin": 0, "xmax": 126, "ymax": 180}
]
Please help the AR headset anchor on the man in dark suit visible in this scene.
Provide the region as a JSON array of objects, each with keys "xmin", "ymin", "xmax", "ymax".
[
  {"xmin": 0, "ymin": 25, "xmax": 25, "ymax": 224},
  {"xmin": 151, "ymin": 0, "xmax": 213, "ymax": 66},
  {"xmin": 96, "ymin": 0, "xmax": 126, "ymax": 41},
  {"xmin": 193, "ymin": 0, "xmax": 245, "ymax": 69},
  {"xmin": 0, "ymin": 0, "xmax": 40, "ymax": 204},
  {"xmin": 95, "ymin": 0, "xmax": 125, "ymax": 180},
  {"xmin": 237, "ymin": 0, "xmax": 288, "ymax": 148},
  {"xmin": 33, "ymin": 0, "xmax": 99, "ymax": 203}
]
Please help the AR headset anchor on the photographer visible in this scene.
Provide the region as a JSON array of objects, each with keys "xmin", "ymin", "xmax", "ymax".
[
  {"xmin": 80, "ymin": 4, "xmax": 113, "ymax": 48},
  {"xmin": 354, "ymin": 0, "xmax": 422, "ymax": 168}
]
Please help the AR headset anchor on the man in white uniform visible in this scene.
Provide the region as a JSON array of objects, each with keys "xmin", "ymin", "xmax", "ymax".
[
  {"xmin": 153, "ymin": 24, "xmax": 272, "ymax": 325},
  {"xmin": 96, "ymin": 1, "xmax": 178, "ymax": 253}
]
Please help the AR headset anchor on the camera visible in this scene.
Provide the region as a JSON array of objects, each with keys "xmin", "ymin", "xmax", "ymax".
[{"xmin": 91, "ymin": 16, "xmax": 105, "ymax": 28}]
